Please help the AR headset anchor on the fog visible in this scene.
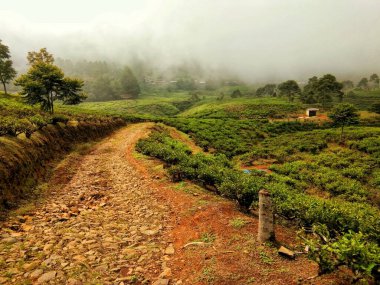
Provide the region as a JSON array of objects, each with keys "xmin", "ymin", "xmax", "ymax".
[{"xmin": 1, "ymin": 0, "xmax": 380, "ymax": 82}]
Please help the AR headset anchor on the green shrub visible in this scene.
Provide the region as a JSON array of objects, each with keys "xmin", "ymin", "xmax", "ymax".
[
  {"xmin": 51, "ymin": 115, "xmax": 69, "ymax": 125},
  {"xmin": 306, "ymin": 227, "xmax": 380, "ymax": 279}
]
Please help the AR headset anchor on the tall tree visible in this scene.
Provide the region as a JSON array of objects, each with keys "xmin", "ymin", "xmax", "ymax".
[
  {"xmin": 357, "ymin": 77, "xmax": 369, "ymax": 90},
  {"xmin": 328, "ymin": 103, "xmax": 359, "ymax": 140},
  {"xmin": 15, "ymin": 48, "xmax": 86, "ymax": 113},
  {"xmin": 231, "ymin": 89, "xmax": 242, "ymax": 98},
  {"xmin": 301, "ymin": 76, "xmax": 318, "ymax": 103},
  {"xmin": 119, "ymin": 66, "xmax": 140, "ymax": 98},
  {"xmin": 369, "ymin": 73, "xmax": 379, "ymax": 89},
  {"xmin": 301, "ymin": 75, "xmax": 343, "ymax": 104},
  {"xmin": 277, "ymin": 80, "xmax": 300, "ymax": 102},
  {"xmin": 315, "ymin": 74, "xmax": 344, "ymax": 104},
  {"xmin": 256, "ymin": 84, "xmax": 276, "ymax": 97},
  {"xmin": 341, "ymin": 80, "xmax": 354, "ymax": 90},
  {"xmin": 88, "ymin": 76, "xmax": 118, "ymax": 101},
  {"xmin": 0, "ymin": 40, "xmax": 17, "ymax": 95}
]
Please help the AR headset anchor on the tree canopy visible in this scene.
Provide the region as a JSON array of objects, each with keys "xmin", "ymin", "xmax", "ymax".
[
  {"xmin": 27, "ymin": 48, "xmax": 54, "ymax": 65},
  {"xmin": 256, "ymin": 84, "xmax": 276, "ymax": 97},
  {"xmin": 369, "ymin": 73, "xmax": 379, "ymax": 89},
  {"xmin": 357, "ymin": 77, "xmax": 369, "ymax": 90},
  {"xmin": 0, "ymin": 40, "xmax": 17, "ymax": 95},
  {"xmin": 119, "ymin": 66, "xmax": 140, "ymax": 98},
  {"xmin": 15, "ymin": 49, "xmax": 86, "ymax": 113},
  {"xmin": 341, "ymin": 80, "xmax": 354, "ymax": 90},
  {"xmin": 328, "ymin": 103, "xmax": 359, "ymax": 139},
  {"xmin": 277, "ymin": 80, "xmax": 300, "ymax": 102},
  {"xmin": 301, "ymin": 74, "xmax": 343, "ymax": 105},
  {"xmin": 56, "ymin": 59, "xmax": 141, "ymax": 101}
]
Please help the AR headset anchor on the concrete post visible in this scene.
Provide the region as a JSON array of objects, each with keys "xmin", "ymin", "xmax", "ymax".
[{"xmin": 258, "ymin": 189, "xmax": 275, "ymax": 243}]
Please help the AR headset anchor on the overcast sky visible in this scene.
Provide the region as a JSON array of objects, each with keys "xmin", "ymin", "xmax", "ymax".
[{"xmin": 1, "ymin": 0, "xmax": 380, "ymax": 82}]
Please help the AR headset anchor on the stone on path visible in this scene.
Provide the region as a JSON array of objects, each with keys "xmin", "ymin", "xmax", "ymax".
[
  {"xmin": 153, "ymin": 279, "xmax": 170, "ymax": 285},
  {"xmin": 165, "ymin": 244, "xmax": 175, "ymax": 255},
  {"xmin": 37, "ymin": 271, "xmax": 56, "ymax": 283},
  {"xmin": 278, "ymin": 246, "xmax": 295, "ymax": 259}
]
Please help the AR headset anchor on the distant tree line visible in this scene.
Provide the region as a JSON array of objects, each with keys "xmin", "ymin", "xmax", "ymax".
[
  {"xmin": 254, "ymin": 73, "xmax": 379, "ymax": 107},
  {"xmin": 0, "ymin": 40, "xmax": 141, "ymax": 103},
  {"xmin": 56, "ymin": 59, "xmax": 140, "ymax": 101}
]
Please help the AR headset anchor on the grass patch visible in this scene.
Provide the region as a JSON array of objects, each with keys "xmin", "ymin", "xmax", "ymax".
[
  {"xmin": 196, "ymin": 232, "xmax": 217, "ymax": 243},
  {"xmin": 259, "ymin": 251, "xmax": 274, "ymax": 265},
  {"xmin": 229, "ymin": 217, "xmax": 249, "ymax": 229}
]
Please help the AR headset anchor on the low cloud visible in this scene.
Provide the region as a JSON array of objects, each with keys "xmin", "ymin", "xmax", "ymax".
[{"xmin": 1, "ymin": 0, "xmax": 380, "ymax": 82}]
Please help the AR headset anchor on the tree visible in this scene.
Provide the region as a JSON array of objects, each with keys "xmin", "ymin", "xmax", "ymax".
[
  {"xmin": 341, "ymin": 80, "xmax": 354, "ymax": 90},
  {"xmin": 119, "ymin": 66, "xmax": 141, "ymax": 98},
  {"xmin": 175, "ymin": 77, "xmax": 196, "ymax": 91},
  {"xmin": 302, "ymin": 75, "xmax": 343, "ymax": 105},
  {"xmin": 357, "ymin": 77, "xmax": 369, "ymax": 90},
  {"xmin": 255, "ymin": 84, "xmax": 276, "ymax": 97},
  {"xmin": 315, "ymin": 74, "xmax": 344, "ymax": 104},
  {"xmin": 301, "ymin": 76, "xmax": 319, "ymax": 103},
  {"xmin": 328, "ymin": 103, "xmax": 359, "ymax": 140},
  {"xmin": 88, "ymin": 76, "xmax": 118, "ymax": 101},
  {"xmin": 0, "ymin": 40, "xmax": 17, "ymax": 95},
  {"xmin": 369, "ymin": 73, "xmax": 379, "ymax": 89},
  {"xmin": 231, "ymin": 89, "xmax": 242, "ymax": 98},
  {"xmin": 278, "ymin": 80, "xmax": 300, "ymax": 102},
  {"xmin": 15, "ymin": 49, "xmax": 86, "ymax": 114}
]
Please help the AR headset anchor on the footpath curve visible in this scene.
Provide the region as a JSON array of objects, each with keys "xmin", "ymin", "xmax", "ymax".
[{"xmin": 0, "ymin": 123, "xmax": 176, "ymax": 284}]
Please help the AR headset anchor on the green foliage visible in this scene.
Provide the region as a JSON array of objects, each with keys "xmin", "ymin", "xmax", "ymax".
[
  {"xmin": 357, "ymin": 77, "xmax": 369, "ymax": 90},
  {"xmin": 277, "ymin": 80, "xmax": 300, "ymax": 102},
  {"xmin": 0, "ymin": 116, "xmax": 35, "ymax": 137},
  {"xmin": 51, "ymin": 114, "xmax": 69, "ymax": 125},
  {"xmin": 342, "ymin": 89, "xmax": 380, "ymax": 111},
  {"xmin": 27, "ymin": 48, "xmax": 54, "ymax": 65},
  {"xmin": 256, "ymin": 84, "xmax": 276, "ymax": 97},
  {"xmin": 119, "ymin": 66, "xmax": 140, "ymax": 98},
  {"xmin": 163, "ymin": 118, "xmax": 325, "ymax": 157},
  {"xmin": 342, "ymin": 80, "xmax": 354, "ymax": 90},
  {"xmin": 0, "ymin": 95, "xmax": 123, "ymax": 138},
  {"xmin": 306, "ymin": 227, "xmax": 380, "ymax": 279},
  {"xmin": 328, "ymin": 103, "xmax": 360, "ymax": 137},
  {"xmin": 0, "ymin": 40, "xmax": 17, "ymax": 95},
  {"xmin": 137, "ymin": 124, "xmax": 380, "ymax": 244},
  {"xmin": 175, "ymin": 77, "xmax": 196, "ymax": 91},
  {"xmin": 56, "ymin": 59, "xmax": 140, "ymax": 101},
  {"xmin": 136, "ymin": 126, "xmax": 264, "ymax": 210},
  {"xmin": 15, "ymin": 49, "xmax": 85, "ymax": 114},
  {"xmin": 231, "ymin": 89, "xmax": 242, "ymax": 98},
  {"xmin": 302, "ymin": 74, "xmax": 343, "ymax": 105},
  {"xmin": 229, "ymin": 218, "xmax": 248, "ymax": 228},
  {"xmin": 369, "ymin": 73, "xmax": 379, "ymax": 89}
]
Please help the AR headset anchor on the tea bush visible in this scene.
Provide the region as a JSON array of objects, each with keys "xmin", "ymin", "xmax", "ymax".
[{"xmin": 136, "ymin": 126, "xmax": 380, "ymax": 242}]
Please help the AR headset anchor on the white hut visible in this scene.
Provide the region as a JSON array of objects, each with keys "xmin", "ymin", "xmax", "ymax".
[{"xmin": 306, "ymin": 108, "xmax": 319, "ymax": 117}]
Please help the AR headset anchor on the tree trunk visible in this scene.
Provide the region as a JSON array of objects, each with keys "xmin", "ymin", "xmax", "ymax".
[{"xmin": 50, "ymin": 91, "xmax": 54, "ymax": 114}]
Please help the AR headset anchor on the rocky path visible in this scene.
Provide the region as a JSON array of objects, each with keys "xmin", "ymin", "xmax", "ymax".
[{"xmin": 0, "ymin": 123, "xmax": 178, "ymax": 285}]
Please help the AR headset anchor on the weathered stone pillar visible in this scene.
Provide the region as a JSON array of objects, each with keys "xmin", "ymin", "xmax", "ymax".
[{"xmin": 258, "ymin": 189, "xmax": 275, "ymax": 243}]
